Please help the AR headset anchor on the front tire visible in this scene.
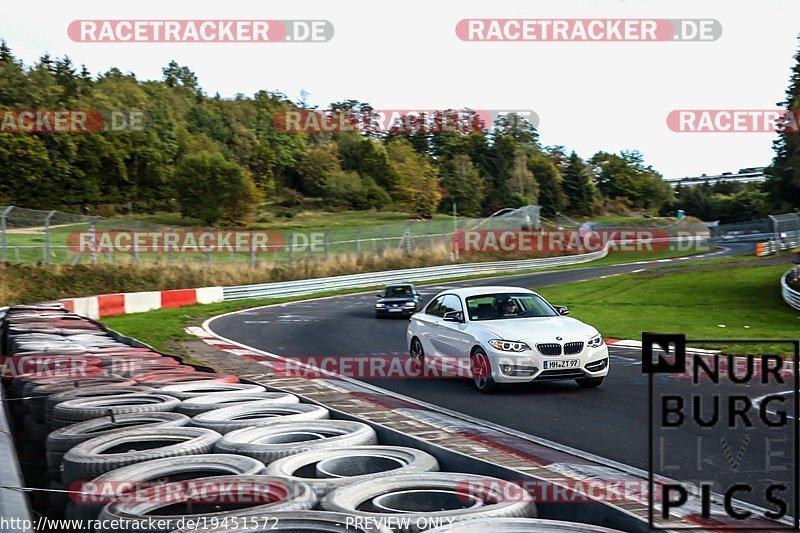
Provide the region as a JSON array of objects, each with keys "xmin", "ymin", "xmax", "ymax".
[
  {"xmin": 410, "ymin": 337, "xmax": 425, "ymax": 375},
  {"xmin": 576, "ymin": 377, "xmax": 604, "ymax": 389},
  {"xmin": 471, "ymin": 349, "xmax": 498, "ymax": 393}
]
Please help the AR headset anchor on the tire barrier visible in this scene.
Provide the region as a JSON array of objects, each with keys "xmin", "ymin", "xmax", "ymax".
[
  {"xmin": 133, "ymin": 372, "xmax": 240, "ymax": 388},
  {"xmin": 158, "ymin": 382, "xmax": 266, "ymax": 400},
  {"xmin": 171, "ymin": 511, "xmax": 394, "ymax": 532},
  {"xmin": 265, "ymin": 445, "xmax": 439, "ymax": 496},
  {"xmin": 321, "ymin": 473, "xmax": 537, "ymax": 533},
  {"xmin": 61, "ymin": 427, "xmax": 223, "ymax": 486},
  {"xmin": 65, "ymin": 453, "xmax": 266, "ymax": 521},
  {"xmin": 189, "ymin": 403, "xmax": 330, "ymax": 434},
  {"xmin": 96, "ymin": 475, "xmax": 316, "ymax": 532},
  {"xmin": 176, "ymin": 392, "xmax": 299, "ymax": 417},
  {"xmin": 426, "ymin": 518, "xmax": 623, "ymax": 531},
  {"xmin": 217, "ymin": 421, "xmax": 379, "ymax": 464},
  {"xmin": 51, "ymin": 393, "xmax": 181, "ymax": 429},
  {"xmin": 46, "ymin": 412, "xmax": 191, "ymax": 474},
  {"xmin": 44, "ymin": 385, "xmax": 154, "ymax": 427}
]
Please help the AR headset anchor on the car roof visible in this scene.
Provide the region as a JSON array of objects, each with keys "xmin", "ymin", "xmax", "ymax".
[
  {"xmin": 439, "ymin": 286, "xmax": 537, "ymax": 298},
  {"xmin": 385, "ymin": 283, "xmax": 414, "ymax": 288}
]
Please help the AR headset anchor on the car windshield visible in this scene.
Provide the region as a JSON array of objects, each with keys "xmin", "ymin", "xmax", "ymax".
[
  {"xmin": 384, "ymin": 286, "xmax": 413, "ymax": 297},
  {"xmin": 465, "ymin": 293, "xmax": 558, "ymax": 320}
]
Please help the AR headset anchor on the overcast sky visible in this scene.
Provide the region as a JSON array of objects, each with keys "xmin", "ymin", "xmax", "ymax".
[{"xmin": 1, "ymin": 0, "xmax": 798, "ymax": 178}]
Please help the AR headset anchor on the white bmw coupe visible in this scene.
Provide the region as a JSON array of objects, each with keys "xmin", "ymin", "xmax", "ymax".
[{"xmin": 406, "ymin": 286, "xmax": 609, "ymax": 392}]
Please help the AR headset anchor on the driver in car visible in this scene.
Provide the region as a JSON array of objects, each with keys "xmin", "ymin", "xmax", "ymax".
[{"xmin": 497, "ymin": 298, "xmax": 519, "ymax": 317}]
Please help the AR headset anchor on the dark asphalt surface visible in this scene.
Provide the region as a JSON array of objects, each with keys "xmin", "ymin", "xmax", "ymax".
[{"xmin": 210, "ymin": 243, "xmax": 796, "ymax": 509}]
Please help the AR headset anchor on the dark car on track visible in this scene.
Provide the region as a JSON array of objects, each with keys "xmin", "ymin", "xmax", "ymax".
[{"xmin": 375, "ymin": 284, "xmax": 420, "ymax": 318}]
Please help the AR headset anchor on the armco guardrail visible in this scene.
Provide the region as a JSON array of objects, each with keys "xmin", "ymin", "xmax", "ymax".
[
  {"xmin": 223, "ymin": 249, "xmax": 611, "ymax": 301},
  {"xmin": 781, "ymin": 267, "xmax": 800, "ymax": 311},
  {"xmin": 223, "ymin": 236, "xmax": 708, "ymax": 301}
]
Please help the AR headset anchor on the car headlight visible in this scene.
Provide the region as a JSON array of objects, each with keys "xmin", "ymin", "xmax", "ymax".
[
  {"xmin": 488, "ymin": 339, "xmax": 531, "ymax": 352},
  {"xmin": 588, "ymin": 334, "xmax": 604, "ymax": 348},
  {"xmin": 404, "ymin": 302, "xmax": 416, "ymax": 308},
  {"xmin": 375, "ymin": 303, "xmax": 385, "ymax": 308}
]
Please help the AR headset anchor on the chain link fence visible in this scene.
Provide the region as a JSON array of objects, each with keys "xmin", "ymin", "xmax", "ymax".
[{"xmin": 0, "ymin": 205, "xmax": 543, "ymax": 266}]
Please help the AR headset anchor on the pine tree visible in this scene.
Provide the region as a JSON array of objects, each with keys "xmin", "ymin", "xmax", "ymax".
[
  {"xmin": 0, "ymin": 40, "xmax": 13, "ymax": 63},
  {"xmin": 766, "ymin": 36, "xmax": 800, "ymax": 209},
  {"xmin": 562, "ymin": 152, "xmax": 593, "ymax": 214}
]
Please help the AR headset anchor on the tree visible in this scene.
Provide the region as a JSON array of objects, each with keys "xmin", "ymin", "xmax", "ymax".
[
  {"xmin": 562, "ymin": 152, "xmax": 594, "ymax": 214},
  {"xmin": 509, "ymin": 149, "xmax": 538, "ymax": 203},
  {"xmin": 298, "ymin": 143, "xmax": 341, "ymax": 197},
  {"xmin": 766, "ymin": 36, "xmax": 800, "ymax": 209},
  {"xmin": 439, "ymin": 154, "xmax": 484, "ymax": 216},
  {"xmin": 590, "ymin": 151, "xmax": 672, "ymax": 212},
  {"xmin": 173, "ymin": 151, "xmax": 256, "ymax": 225},
  {"xmin": 528, "ymin": 153, "xmax": 565, "ymax": 216},
  {"xmin": 387, "ymin": 139, "xmax": 440, "ymax": 218}
]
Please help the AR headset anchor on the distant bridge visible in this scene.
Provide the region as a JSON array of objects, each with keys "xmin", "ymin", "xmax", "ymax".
[{"xmin": 664, "ymin": 167, "xmax": 766, "ymax": 188}]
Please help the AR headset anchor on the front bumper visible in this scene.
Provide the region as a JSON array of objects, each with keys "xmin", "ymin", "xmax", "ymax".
[{"xmin": 485, "ymin": 343, "xmax": 610, "ymax": 383}]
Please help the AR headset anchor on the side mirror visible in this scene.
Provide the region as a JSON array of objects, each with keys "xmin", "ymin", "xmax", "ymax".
[
  {"xmin": 554, "ymin": 306, "xmax": 569, "ymax": 316},
  {"xmin": 443, "ymin": 311, "xmax": 464, "ymax": 323}
]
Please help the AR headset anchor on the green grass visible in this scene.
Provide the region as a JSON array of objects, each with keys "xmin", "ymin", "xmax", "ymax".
[
  {"xmin": 536, "ymin": 260, "xmax": 800, "ymax": 354},
  {"xmin": 550, "ymin": 246, "xmax": 711, "ymax": 269}
]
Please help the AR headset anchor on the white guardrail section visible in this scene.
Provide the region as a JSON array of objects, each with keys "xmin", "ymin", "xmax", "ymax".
[
  {"xmin": 781, "ymin": 267, "xmax": 800, "ymax": 311},
  {"xmin": 223, "ymin": 237, "xmax": 707, "ymax": 301}
]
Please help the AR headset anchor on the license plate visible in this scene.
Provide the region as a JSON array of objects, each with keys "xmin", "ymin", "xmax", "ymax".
[
  {"xmin": 543, "ymin": 359, "xmax": 579, "ymax": 369},
  {"xmin": 389, "ymin": 308, "xmax": 403, "ymax": 312}
]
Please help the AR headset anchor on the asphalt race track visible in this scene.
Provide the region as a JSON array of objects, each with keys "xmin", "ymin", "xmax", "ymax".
[{"xmin": 210, "ymin": 243, "xmax": 795, "ymax": 508}]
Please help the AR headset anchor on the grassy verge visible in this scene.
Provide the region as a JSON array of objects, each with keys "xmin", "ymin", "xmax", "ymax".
[{"xmin": 536, "ymin": 259, "xmax": 800, "ymax": 354}]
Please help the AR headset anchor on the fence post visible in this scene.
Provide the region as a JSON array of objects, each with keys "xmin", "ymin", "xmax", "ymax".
[
  {"xmin": 130, "ymin": 222, "xmax": 139, "ymax": 264},
  {"xmin": 424, "ymin": 221, "xmax": 429, "ymax": 249},
  {"xmin": 44, "ymin": 210, "xmax": 56, "ymax": 264},
  {"xmin": 89, "ymin": 216, "xmax": 99, "ymax": 265},
  {"xmin": 288, "ymin": 231, "xmax": 294, "ymax": 266},
  {"xmin": 166, "ymin": 226, "xmax": 174, "ymax": 264},
  {"xmin": 355, "ymin": 229, "xmax": 361, "ymax": 258},
  {"xmin": 1, "ymin": 206, "xmax": 13, "ymax": 263},
  {"xmin": 324, "ymin": 231, "xmax": 330, "ymax": 260},
  {"xmin": 380, "ymin": 226, "xmax": 386, "ymax": 255}
]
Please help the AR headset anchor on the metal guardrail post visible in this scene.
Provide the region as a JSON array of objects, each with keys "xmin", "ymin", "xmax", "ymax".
[
  {"xmin": 1, "ymin": 206, "xmax": 13, "ymax": 263},
  {"xmin": 43, "ymin": 210, "xmax": 56, "ymax": 264}
]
